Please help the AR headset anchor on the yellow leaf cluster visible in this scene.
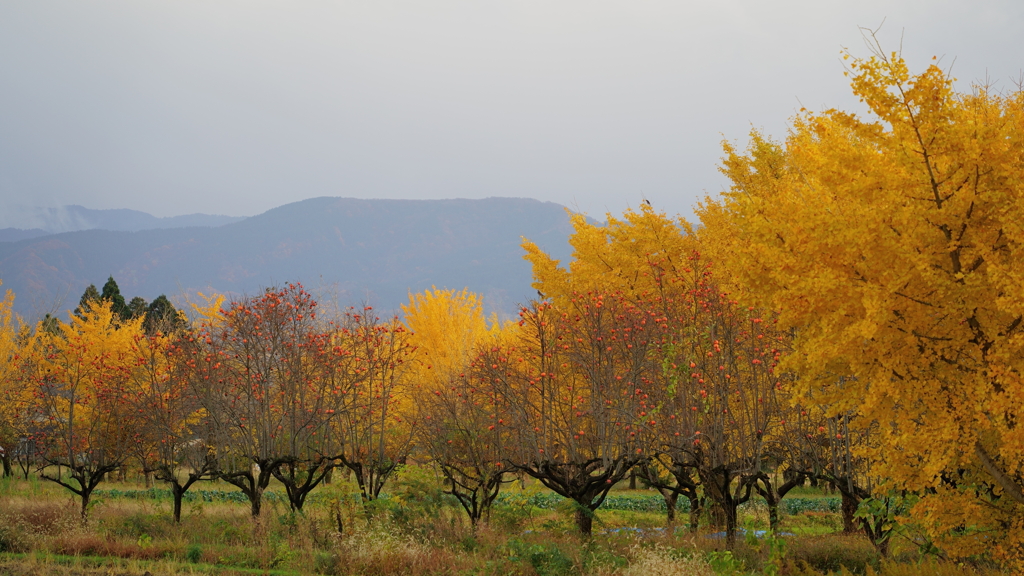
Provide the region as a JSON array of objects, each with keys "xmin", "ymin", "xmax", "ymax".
[
  {"xmin": 523, "ymin": 204, "xmax": 697, "ymax": 303},
  {"xmin": 698, "ymin": 50, "xmax": 1024, "ymax": 564},
  {"xmin": 402, "ymin": 287, "xmax": 501, "ymax": 390},
  {"xmin": 0, "ymin": 283, "xmax": 29, "ymax": 451},
  {"xmin": 27, "ymin": 302, "xmax": 148, "ymax": 461}
]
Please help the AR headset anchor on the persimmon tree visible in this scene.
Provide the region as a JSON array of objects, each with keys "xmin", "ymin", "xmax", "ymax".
[
  {"xmin": 404, "ymin": 288, "xmax": 508, "ymax": 526},
  {"xmin": 331, "ymin": 306, "xmax": 415, "ymax": 503},
  {"xmin": 201, "ymin": 284, "xmax": 338, "ymax": 515},
  {"xmin": 633, "ymin": 258, "xmax": 804, "ymax": 540},
  {"xmin": 636, "ymin": 452, "xmax": 702, "ymax": 528},
  {"xmin": 699, "ymin": 45, "xmax": 1024, "ymax": 564},
  {"xmin": 524, "ymin": 205, "xmax": 704, "ymax": 528},
  {"xmin": 480, "ymin": 295, "xmax": 653, "ymax": 535},
  {"xmin": 25, "ymin": 303, "xmax": 142, "ymax": 520},
  {"xmin": 416, "ymin": 368, "xmax": 507, "ymax": 526},
  {"xmin": 125, "ymin": 324, "xmax": 218, "ymax": 522},
  {"xmin": 270, "ymin": 324, "xmax": 351, "ymax": 513},
  {"xmin": 653, "ymin": 270, "xmax": 790, "ymax": 547},
  {"xmin": 822, "ymin": 414, "xmax": 894, "ymax": 550},
  {"xmin": 524, "ymin": 206, "xmax": 803, "ymax": 542}
]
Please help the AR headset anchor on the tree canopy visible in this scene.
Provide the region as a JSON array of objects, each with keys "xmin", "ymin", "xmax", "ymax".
[{"xmin": 698, "ymin": 47, "xmax": 1024, "ymax": 563}]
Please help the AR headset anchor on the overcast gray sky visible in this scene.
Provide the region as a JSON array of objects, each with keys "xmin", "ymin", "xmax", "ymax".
[{"xmin": 1, "ymin": 1, "xmax": 1022, "ymax": 226}]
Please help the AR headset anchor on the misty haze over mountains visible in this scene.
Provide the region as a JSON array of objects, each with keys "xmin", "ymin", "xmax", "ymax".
[
  {"xmin": 0, "ymin": 197, "xmax": 578, "ymax": 321},
  {"xmin": 0, "ymin": 205, "xmax": 244, "ymax": 241}
]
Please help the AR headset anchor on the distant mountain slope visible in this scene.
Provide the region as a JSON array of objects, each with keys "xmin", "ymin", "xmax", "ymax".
[
  {"xmin": 0, "ymin": 197, "xmax": 578, "ymax": 320},
  {"xmin": 0, "ymin": 228, "xmax": 50, "ymax": 243},
  {"xmin": 2, "ymin": 205, "xmax": 245, "ymax": 235}
]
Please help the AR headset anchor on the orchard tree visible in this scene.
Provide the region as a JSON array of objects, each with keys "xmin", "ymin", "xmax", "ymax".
[
  {"xmin": 201, "ymin": 284, "xmax": 337, "ymax": 516},
  {"xmin": 637, "ymin": 453, "xmax": 702, "ymax": 529},
  {"xmin": 628, "ymin": 255, "xmax": 803, "ymax": 539},
  {"xmin": 523, "ymin": 204, "xmax": 702, "ymax": 529},
  {"xmin": 523, "ymin": 205, "xmax": 803, "ymax": 540},
  {"xmin": 782, "ymin": 405, "xmax": 896, "ymax": 553},
  {"xmin": 125, "ymin": 324, "xmax": 217, "ymax": 522},
  {"xmin": 481, "ymin": 295, "xmax": 654, "ymax": 535},
  {"xmin": 331, "ymin": 306, "xmax": 416, "ymax": 503},
  {"xmin": 699, "ymin": 45, "xmax": 1024, "ymax": 565},
  {"xmin": 404, "ymin": 288, "xmax": 508, "ymax": 526},
  {"xmin": 270, "ymin": 325, "xmax": 351, "ymax": 513},
  {"xmin": 653, "ymin": 268, "xmax": 790, "ymax": 547},
  {"xmin": 417, "ymin": 372, "xmax": 507, "ymax": 526}
]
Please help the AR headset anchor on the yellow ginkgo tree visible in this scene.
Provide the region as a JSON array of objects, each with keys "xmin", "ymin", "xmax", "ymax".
[
  {"xmin": 523, "ymin": 204, "xmax": 697, "ymax": 303},
  {"xmin": 699, "ymin": 46, "xmax": 1024, "ymax": 564},
  {"xmin": 0, "ymin": 282, "xmax": 28, "ymax": 478},
  {"xmin": 26, "ymin": 302, "xmax": 145, "ymax": 520}
]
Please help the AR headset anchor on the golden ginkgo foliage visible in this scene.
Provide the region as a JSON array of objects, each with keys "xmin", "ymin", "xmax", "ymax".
[
  {"xmin": 0, "ymin": 282, "xmax": 27, "ymax": 477},
  {"xmin": 27, "ymin": 302, "xmax": 146, "ymax": 518},
  {"xmin": 698, "ymin": 48, "xmax": 1024, "ymax": 563},
  {"xmin": 523, "ymin": 204, "xmax": 697, "ymax": 303},
  {"xmin": 403, "ymin": 287, "xmax": 499, "ymax": 390}
]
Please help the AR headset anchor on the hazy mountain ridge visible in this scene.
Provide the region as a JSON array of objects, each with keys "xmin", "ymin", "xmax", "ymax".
[
  {"xmin": 0, "ymin": 205, "xmax": 245, "ymax": 235},
  {"xmin": 0, "ymin": 197, "xmax": 579, "ymax": 320},
  {"xmin": 0, "ymin": 228, "xmax": 50, "ymax": 243}
]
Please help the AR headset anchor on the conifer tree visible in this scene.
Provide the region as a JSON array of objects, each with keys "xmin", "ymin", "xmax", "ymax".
[{"xmin": 101, "ymin": 276, "xmax": 129, "ymax": 321}]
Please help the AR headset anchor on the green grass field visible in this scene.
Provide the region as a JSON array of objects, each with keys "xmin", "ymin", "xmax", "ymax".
[{"xmin": 0, "ymin": 471, "xmax": 1007, "ymax": 575}]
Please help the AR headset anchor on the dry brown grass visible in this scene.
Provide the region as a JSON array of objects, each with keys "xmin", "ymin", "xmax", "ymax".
[{"xmin": 620, "ymin": 544, "xmax": 715, "ymax": 576}]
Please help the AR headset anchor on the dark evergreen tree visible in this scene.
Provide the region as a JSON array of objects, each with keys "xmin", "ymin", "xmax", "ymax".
[
  {"xmin": 101, "ymin": 276, "xmax": 130, "ymax": 320},
  {"xmin": 144, "ymin": 295, "xmax": 185, "ymax": 334},
  {"xmin": 127, "ymin": 296, "xmax": 149, "ymax": 319},
  {"xmin": 74, "ymin": 284, "xmax": 101, "ymax": 317}
]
